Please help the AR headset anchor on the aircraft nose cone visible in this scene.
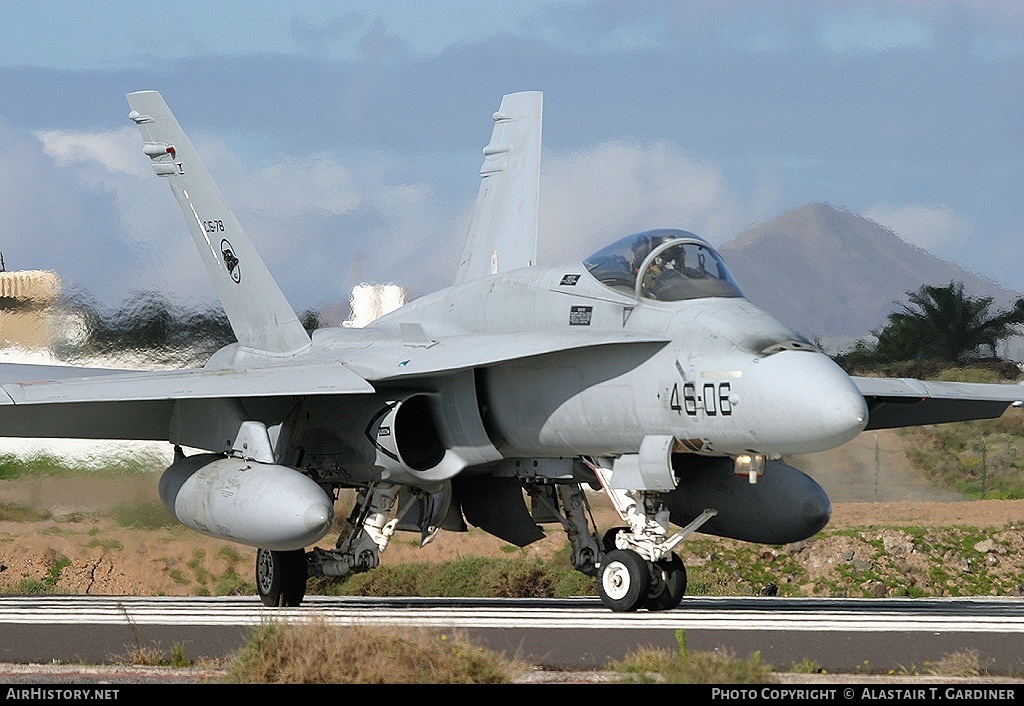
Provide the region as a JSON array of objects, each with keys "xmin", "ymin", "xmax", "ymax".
[
  {"xmin": 745, "ymin": 350, "xmax": 868, "ymax": 454},
  {"xmin": 822, "ymin": 377, "xmax": 869, "ymax": 440}
]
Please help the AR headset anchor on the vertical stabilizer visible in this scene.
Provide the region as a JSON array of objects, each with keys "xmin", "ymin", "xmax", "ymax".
[
  {"xmin": 456, "ymin": 91, "xmax": 542, "ymax": 284},
  {"xmin": 126, "ymin": 91, "xmax": 310, "ymax": 356}
]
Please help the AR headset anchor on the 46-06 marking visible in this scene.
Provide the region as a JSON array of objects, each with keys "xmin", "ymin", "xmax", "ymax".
[{"xmin": 671, "ymin": 381, "xmax": 732, "ymax": 416}]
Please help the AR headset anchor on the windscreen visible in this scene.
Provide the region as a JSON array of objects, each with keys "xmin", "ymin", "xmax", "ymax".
[{"xmin": 584, "ymin": 229, "xmax": 743, "ymax": 301}]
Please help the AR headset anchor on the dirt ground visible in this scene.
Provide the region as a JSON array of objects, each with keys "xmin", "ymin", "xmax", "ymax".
[
  {"xmin": 1, "ymin": 429, "xmax": 1023, "ymax": 597},
  {"xmin": 2, "ymin": 494, "xmax": 1022, "ymax": 598}
]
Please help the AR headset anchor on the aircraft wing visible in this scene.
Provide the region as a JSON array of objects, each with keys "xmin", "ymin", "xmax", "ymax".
[
  {"xmin": 0, "ymin": 362, "xmax": 373, "ymax": 441},
  {"xmin": 0, "ymin": 362, "xmax": 373, "ymax": 405},
  {"xmin": 853, "ymin": 376, "xmax": 1024, "ymax": 430}
]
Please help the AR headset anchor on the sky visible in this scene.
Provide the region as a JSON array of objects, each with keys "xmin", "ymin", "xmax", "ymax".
[{"xmin": 0, "ymin": 0, "xmax": 1021, "ymax": 317}]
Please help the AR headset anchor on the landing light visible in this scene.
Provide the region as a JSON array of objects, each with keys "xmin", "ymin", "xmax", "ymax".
[{"xmin": 734, "ymin": 453, "xmax": 766, "ymax": 484}]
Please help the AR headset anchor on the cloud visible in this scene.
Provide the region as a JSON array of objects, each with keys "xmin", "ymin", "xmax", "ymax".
[
  {"xmin": 195, "ymin": 142, "xmax": 363, "ymax": 218},
  {"xmin": 289, "ymin": 11, "xmax": 366, "ymax": 57},
  {"xmin": 865, "ymin": 202, "xmax": 974, "ymax": 251},
  {"xmin": 819, "ymin": 7, "xmax": 934, "ymax": 53},
  {"xmin": 537, "ymin": 141, "xmax": 750, "ymax": 265},
  {"xmin": 0, "ymin": 120, "xmax": 132, "ymax": 302},
  {"xmin": 34, "ymin": 127, "xmax": 147, "ymax": 177},
  {"xmin": 33, "ymin": 126, "xmax": 187, "ymax": 279}
]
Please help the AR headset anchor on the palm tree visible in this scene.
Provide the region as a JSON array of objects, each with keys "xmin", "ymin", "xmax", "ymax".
[{"xmin": 872, "ymin": 281, "xmax": 1024, "ymax": 364}]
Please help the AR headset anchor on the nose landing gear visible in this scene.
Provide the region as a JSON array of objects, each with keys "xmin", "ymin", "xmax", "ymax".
[{"xmin": 586, "ymin": 457, "xmax": 716, "ymax": 612}]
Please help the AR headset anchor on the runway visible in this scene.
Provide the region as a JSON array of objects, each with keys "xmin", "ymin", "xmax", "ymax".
[{"xmin": 0, "ymin": 595, "xmax": 1022, "ymax": 674}]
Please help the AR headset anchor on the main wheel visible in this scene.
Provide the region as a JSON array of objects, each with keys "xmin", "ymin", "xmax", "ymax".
[
  {"xmin": 256, "ymin": 548, "xmax": 308, "ymax": 607},
  {"xmin": 645, "ymin": 553, "xmax": 687, "ymax": 611},
  {"xmin": 598, "ymin": 549, "xmax": 651, "ymax": 612}
]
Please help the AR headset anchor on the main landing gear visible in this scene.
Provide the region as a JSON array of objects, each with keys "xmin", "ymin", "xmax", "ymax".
[
  {"xmin": 256, "ymin": 482, "xmax": 404, "ymax": 608},
  {"xmin": 251, "ymin": 470, "xmax": 715, "ymax": 613},
  {"xmin": 256, "ymin": 548, "xmax": 308, "ymax": 607}
]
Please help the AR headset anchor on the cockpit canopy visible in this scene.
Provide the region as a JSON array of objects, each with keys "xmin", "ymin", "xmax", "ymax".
[{"xmin": 583, "ymin": 229, "xmax": 744, "ymax": 301}]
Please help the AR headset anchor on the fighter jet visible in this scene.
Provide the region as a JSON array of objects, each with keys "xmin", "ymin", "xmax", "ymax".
[{"xmin": 1, "ymin": 91, "xmax": 1021, "ymax": 612}]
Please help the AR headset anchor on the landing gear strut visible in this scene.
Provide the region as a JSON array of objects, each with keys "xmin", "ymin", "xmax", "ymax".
[{"xmin": 308, "ymin": 483, "xmax": 401, "ymax": 581}]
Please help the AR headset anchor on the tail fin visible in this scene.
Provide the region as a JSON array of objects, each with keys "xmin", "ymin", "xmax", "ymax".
[
  {"xmin": 456, "ymin": 91, "xmax": 542, "ymax": 284},
  {"xmin": 126, "ymin": 91, "xmax": 310, "ymax": 356}
]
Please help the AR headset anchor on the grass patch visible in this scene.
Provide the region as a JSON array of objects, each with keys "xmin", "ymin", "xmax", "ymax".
[
  {"xmin": 0, "ymin": 548, "xmax": 69, "ymax": 595},
  {"xmin": 42, "ymin": 548, "xmax": 70, "ymax": 587},
  {"xmin": 789, "ymin": 657, "xmax": 826, "ymax": 674},
  {"xmin": 224, "ymin": 619, "xmax": 516, "ymax": 683},
  {"xmin": 313, "ymin": 556, "xmax": 597, "ymax": 599},
  {"xmin": 107, "ymin": 501, "xmax": 177, "ymax": 530},
  {"xmin": 611, "ymin": 630, "xmax": 777, "ymax": 684},
  {"xmin": 187, "ymin": 549, "xmax": 210, "ymax": 585},
  {"xmin": 3, "ymin": 577, "xmax": 55, "ymax": 595},
  {"xmin": 168, "ymin": 569, "xmax": 189, "ymax": 585},
  {"xmin": 899, "ymin": 408, "xmax": 1024, "ymax": 499},
  {"xmin": 0, "ymin": 451, "xmax": 165, "ymax": 479},
  {"xmin": 834, "ymin": 365, "xmax": 1024, "ymax": 498},
  {"xmin": 111, "ymin": 641, "xmax": 194, "ymax": 668},
  {"xmin": 0, "ymin": 501, "xmax": 50, "ymax": 522},
  {"xmin": 217, "ymin": 546, "xmax": 245, "ymax": 564},
  {"xmin": 210, "ymin": 545, "xmax": 253, "ymax": 595},
  {"xmin": 214, "ymin": 569, "xmax": 252, "ymax": 596},
  {"xmin": 930, "ymin": 649, "xmax": 989, "ymax": 678}
]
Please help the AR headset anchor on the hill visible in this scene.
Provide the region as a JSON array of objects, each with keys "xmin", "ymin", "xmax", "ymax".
[{"xmin": 718, "ymin": 203, "xmax": 1020, "ymax": 340}]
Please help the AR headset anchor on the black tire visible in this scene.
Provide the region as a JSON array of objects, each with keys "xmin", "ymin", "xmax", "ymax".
[
  {"xmin": 598, "ymin": 549, "xmax": 651, "ymax": 612},
  {"xmin": 602, "ymin": 526, "xmax": 628, "ymax": 553},
  {"xmin": 256, "ymin": 548, "xmax": 308, "ymax": 607},
  {"xmin": 645, "ymin": 553, "xmax": 687, "ymax": 611}
]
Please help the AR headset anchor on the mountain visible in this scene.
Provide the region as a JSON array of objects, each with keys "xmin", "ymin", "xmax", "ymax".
[{"xmin": 717, "ymin": 203, "xmax": 1021, "ymax": 341}]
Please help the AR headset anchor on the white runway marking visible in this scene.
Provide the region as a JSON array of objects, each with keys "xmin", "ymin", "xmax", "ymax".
[{"xmin": 0, "ymin": 595, "xmax": 1021, "ymax": 632}]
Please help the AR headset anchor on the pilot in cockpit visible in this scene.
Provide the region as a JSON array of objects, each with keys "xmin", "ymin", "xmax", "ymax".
[{"xmin": 629, "ymin": 233, "xmax": 673, "ymax": 275}]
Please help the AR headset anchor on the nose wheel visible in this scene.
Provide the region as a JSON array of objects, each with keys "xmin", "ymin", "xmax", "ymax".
[
  {"xmin": 645, "ymin": 553, "xmax": 686, "ymax": 611},
  {"xmin": 598, "ymin": 549, "xmax": 687, "ymax": 612},
  {"xmin": 598, "ymin": 550, "xmax": 651, "ymax": 612}
]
